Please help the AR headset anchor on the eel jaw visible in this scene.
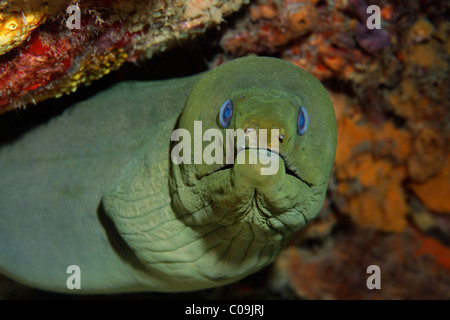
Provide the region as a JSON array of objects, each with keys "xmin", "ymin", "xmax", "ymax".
[{"xmin": 204, "ymin": 146, "xmax": 312, "ymax": 188}]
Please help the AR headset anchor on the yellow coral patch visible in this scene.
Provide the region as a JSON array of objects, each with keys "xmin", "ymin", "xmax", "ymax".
[{"xmin": 0, "ymin": 5, "xmax": 47, "ymax": 56}]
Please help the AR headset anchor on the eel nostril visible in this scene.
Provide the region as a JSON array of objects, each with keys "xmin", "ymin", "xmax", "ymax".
[{"xmin": 279, "ymin": 134, "xmax": 285, "ymax": 143}]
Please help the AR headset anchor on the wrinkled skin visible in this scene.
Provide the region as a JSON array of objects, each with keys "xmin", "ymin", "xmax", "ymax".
[{"xmin": 0, "ymin": 56, "xmax": 336, "ymax": 293}]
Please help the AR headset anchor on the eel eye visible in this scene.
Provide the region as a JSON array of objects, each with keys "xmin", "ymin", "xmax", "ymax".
[
  {"xmin": 297, "ymin": 106, "xmax": 309, "ymax": 136},
  {"xmin": 8, "ymin": 22, "xmax": 18, "ymax": 30},
  {"xmin": 219, "ymin": 99, "xmax": 233, "ymax": 128}
]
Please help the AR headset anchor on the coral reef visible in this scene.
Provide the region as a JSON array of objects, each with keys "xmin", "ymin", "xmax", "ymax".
[
  {"xmin": 216, "ymin": 0, "xmax": 450, "ymax": 299},
  {"xmin": 281, "ymin": 224, "xmax": 450, "ymax": 299},
  {"xmin": 0, "ymin": 0, "xmax": 247, "ymax": 113}
]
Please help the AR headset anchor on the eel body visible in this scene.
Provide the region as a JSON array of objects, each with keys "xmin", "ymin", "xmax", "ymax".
[{"xmin": 0, "ymin": 56, "xmax": 336, "ymax": 293}]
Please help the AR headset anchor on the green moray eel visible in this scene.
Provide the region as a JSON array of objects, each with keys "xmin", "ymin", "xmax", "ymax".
[{"xmin": 0, "ymin": 56, "xmax": 336, "ymax": 293}]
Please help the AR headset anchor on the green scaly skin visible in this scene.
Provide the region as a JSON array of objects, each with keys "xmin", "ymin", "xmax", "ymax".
[{"xmin": 0, "ymin": 56, "xmax": 336, "ymax": 293}]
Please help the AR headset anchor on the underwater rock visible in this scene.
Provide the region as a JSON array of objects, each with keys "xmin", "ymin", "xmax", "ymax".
[
  {"xmin": 285, "ymin": 225, "xmax": 450, "ymax": 299},
  {"xmin": 0, "ymin": 0, "xmax": 247, "ymax": 114},
  {"xmin": 221, "ymin": 0, "xmax": 319, "ymax": 56}
]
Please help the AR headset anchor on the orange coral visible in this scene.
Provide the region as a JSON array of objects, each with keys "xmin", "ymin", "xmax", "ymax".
[
  {"xmin": 407, "ymin": 43, "xmax": 447, "ymax": 70},
  {"xmin": 284, "ymin": 226, "xmax": 450, "ymax": 299},
  {"xmin": 408, "ymin": 18, "xmax": 435, "ymax": 43},
  {"xmin": 249, "ymin": 0, "xmax": 278, "ymax": 20},
  {"xmin": 334, "ymin": 84, "xmax": 447, "ymax": 231},
  {"xmin": 410, "ymin": 155, "xmax": 450, "ymax": 213},
  {"xmin": 334, "ymin": 117, "xmax": 372, "ymax": 171},
  {"xmin": 321, "ymin": 55, "xmax": 346, "ymax": 72},
  {"xmin": 358, "ymin": 156, "xmax": 394, "ymax": 188},
  {"xmin": 407, "ymin": 127, "xmax": 446, "ymax": 182},
  {"xmin": 287, "ymin": 2, "xmax": 317, "ymax": 36},
  {"xmin": 414, "ymin": 233, "xmax": 450, "ymax": 270},
  {"xmin": 344, "ymin": 157, "xmax": 408, "ymax": 233},
  {"xmin": 381, "ymin": 4, "xmax": 394, "ymax": 21},
  {"xmin": 334, "ymin": 117, "xmax": 411, "ymax": 233},
  {"xmin": 375, "ymin": 121, "xmax": 411, "ymax": 163},
  {"xmin": 387, "ymin": 78, "xmax": 446, "ymax": 126}
]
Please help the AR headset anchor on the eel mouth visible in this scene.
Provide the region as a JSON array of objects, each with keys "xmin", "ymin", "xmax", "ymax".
[{"xmin": 203, "ymin": 147, "xmax": 313, "ymax": 188}]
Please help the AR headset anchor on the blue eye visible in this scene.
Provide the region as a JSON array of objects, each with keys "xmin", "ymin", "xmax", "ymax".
[
  {"xmin": 219, "ymin": 99, "xmax": 233, "ymax": 128},
  {"xmin": 297, "ymin": 106, "xmax": 309, "ymax": 135}
]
